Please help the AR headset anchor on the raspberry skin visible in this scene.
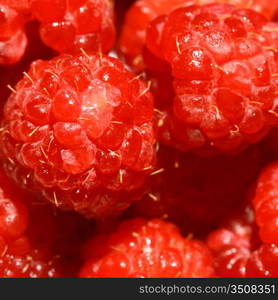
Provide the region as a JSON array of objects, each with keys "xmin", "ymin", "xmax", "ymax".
[
  {"xmin": 145, "ymin": 4, "xmax": 278, "ymax": 153},
  {"xmin": 127, "ymin": 145, "xmax": 263, "ymax": 236},
  {"xmin": 32, "ymin": 0, "xmax": 115, "ymax": 54},
  {"xmin": 0, "ymin": 53, "xmax": 156, "ymax": 218},
  {"xmin": 120, "ymin": 0, "xmax": 278, "ymax": 72},
  {"xmin": 253, "ymin": 162, "xmax": 278, "ymax": 244},
  {"xmin": 79, "ymin": 218, "xmax": 215, "ymax": 278},
  {"xmin": 207, "ymin": 205, "xmax": 278, "ymax": 277}
]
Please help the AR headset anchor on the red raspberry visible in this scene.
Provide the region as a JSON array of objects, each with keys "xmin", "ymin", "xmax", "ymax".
[
  {"xmin": 119, "ymin": 0, "xmax": 186, "ymax": 71},
  {"xmin": 253, "ymin": 162, "xmax": 278, "ymax": 244},
  {"xmin": 79, "ymin": 218, "xmax": 215, "ymax": 278},
  {"xmin": 207, "ymin": 205, "xmax": 278, "ymax": 277},
  {"xmin": 144, "ymin": 4, "xmax": 278, "ymax": 153},
  {"xmin": 120, "ymin": 0, "xmax": 278, "ymax": 72},
  {"xmin": 0, "ymin": 2, "xmax": 29, "ymax": 64},
  {"xmin": 0, "ymin": 53, "xmax": 156, "ymax": 218},
  {"xmin": 0, "ymin": 0, "xmax": 115, "ymax": 64},
  {"xmin": 127, "ymin": 145, "xmax": 263, "ymax": 236},
  {"xmin": 0, "ymin": 21, "xmax": 53, "ymax": 113},
  {"xmin": 0, "ymin": 165, "xmax": 96, "ymax": 277},
  {"xmin": 0, "ymin": 249, "xmax": 62, "ymax": 278},
  {"xmin": 0, "ymin": 167, "xmax": 64, "ymax": 278},
  {"xmin": 31, "ymin": 0, "xmax": 115, "ymax": 54},
  {"xmin": 0, "ymin": 168, "xmax": 28, "ymax": 241},
  {"xmin": 207, "ymin": 205, "xmax": 259, "ymax": 277}
]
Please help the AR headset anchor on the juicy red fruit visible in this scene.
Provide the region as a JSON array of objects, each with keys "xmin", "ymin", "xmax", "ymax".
[
  {"xmin": 79, "ymin": 218, "xmax": 215, "ymax": 278},
  {"xmin": 0, "ymin": 53, "xmax": 156, "ymax": 218},
  {"xmin": 0, "ymin": 168, "xmax": 28, "ymax": 240},
  {"xmin": 0, "ymin": 2, "xmax": 28, "ymax": 64},
  {"xmin": 0, "ymin": 168, "xmax": 63, "ymax": 278},
  {"xmin": 207, "ymin": 204, "xmax": 278, "ymax": 277},
  {"xmin": 253, "ymin": 162, "xmax": 278, "ymax": 244},
  {"xmin": 120, "ymin": 0, "xmax": 278, "ymax": 72},
  {"xmin": 32, "ymin": 0, "xmax": 115, "ymax": 54},
  {"xmin": 145, "ymin": 4, "xmax": 278, "ymax": 153}
]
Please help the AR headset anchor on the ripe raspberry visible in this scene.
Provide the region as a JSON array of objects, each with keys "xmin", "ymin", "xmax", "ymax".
[
  {"xmin": 0, "ymin": 249, "xmax": 62, "ymax": 278},
  {"xmin": 120, "ymin": 0, "xmax": 278, "ymax": 72},
  {"xmin": 0, "ymin": 21, "xmax": 53, "ymax": 114},
  {"xmin": 0, "ymin": 53, "xmax": 156, "ymax": 218},
  {"xmin": 207, "ymin": 205, "xmax": 278, "ymax": 277},
  {"xmin": 0, "ymin": 168, "xmax": 28, "ymax": 241},
  {"xmin": 0, "ymin": 2, "xmax": 29, "ymax": 64},
  {"xmin": 119, "ymin": 0, "xmax": 186, "ymax": 71},
  {"xmin": 32, "ymin": 0, "xmax": 115, "ymax": 54},
  {"xmin": 253, "ymin": 162, "xmax": 278, "ymax": 244},
  {"xmin": 127, "ymin": 145, "xmax": 263, "ymax": 236},
  {"xmin": 144, "ymin": 4, "xmax": 278, "ymax": 153},
  {"xmin": 79, "ymin": 218, "xmax": 215, "ymax": 278},
  {"xmin": 0, "ymin": 167, "xmax": 64, "ymax": 278}
]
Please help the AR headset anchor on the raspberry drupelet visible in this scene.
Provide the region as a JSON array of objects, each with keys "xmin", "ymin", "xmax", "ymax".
[
  {"xmin": 31, "ymin": 0, "xmax": 115, "ymax": 54},
  {"xmin": 144, "ymin": 4, "xmax": 278, "ymax": 153},
  {"xmin": 120, "ymin": 0, "xmax": 278, "ymax": 72},
  {"xmin": 79, "ymin": 218, "xmax": 215, "ymax": 278},
  {"xmin": 127, "ymin": 145, "xmax": 263, "ymax": 236},
  {"xmin": 0, "ymin": 53, "xmax": 156, "ymax": 218},
  {"xmin": 207, "ymin": 205, "xmax": 278, "ymax": 277},
  {"xmin": 253, "ymin": 162, "xmax": 278, "ymax": 244}
]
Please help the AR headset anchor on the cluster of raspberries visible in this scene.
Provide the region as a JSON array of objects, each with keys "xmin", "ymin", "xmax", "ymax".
[{"xmin": 0, "ymin": 0, "xmax": 277, "ymax": 278}]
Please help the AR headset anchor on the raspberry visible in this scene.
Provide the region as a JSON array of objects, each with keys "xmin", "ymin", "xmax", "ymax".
[
  {"xmin": 0, "ymin": 167, "xmax": 64, "ymax": 278},
  {"xmin": 127, "ymin": 145, "xmax": 263, "ymax": 236},
  {"xmin": 32, "ymin": 0, "xmax": 115, "ymax": 54},
  {"xmin": 120, "ymin": 0, "xmax": 278, "ymax": 72},
  {"xmin": 119, "ymin": 0, "xmax": 186, "ymax": 71},
  {"xmin": 207, "ymin": 205, "xmax": 278, "ymax": 277},
  {"xmin": 0, "ymin": 21, "xmax": 53, "ymax": 113},
  {"xmin": 0, "ymin": 0, "xmax": 115, "ymax": 64},
  {"xmin": 253, "ymin": 162, "xmax": 278, "ymax": 244},
  {"xmin": 144, "ymin": 4, "xmax": 278, "ymax": 153},
  {"xmin": 0, "ymin": 168, "xmax": 28, "ymax": 241},
  {"xmin": 0, "ymin": 165, "xmax": 95, "ymax": 277},
  {"xmin": 0, "ymin": 2, "xmax": 29, "ymax": 64},
  {"xmin": 79, "ymin": 218, "xmax": 215, "ymax": 278},
  {"xmin": 0, "ymin": 250, "xmax": 62, "ymax": 278},
  {"xmin": 0, "ymin": 53, "xmax": 156, "ymax": 218}
]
